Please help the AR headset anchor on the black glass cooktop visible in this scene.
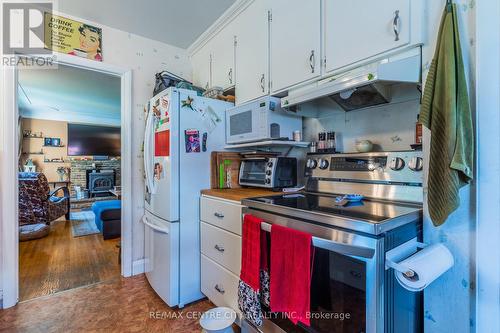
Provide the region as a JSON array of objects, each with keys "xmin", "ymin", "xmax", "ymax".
[{"xmin": 247, "ymin": 193, "xmax": 421, "ymax": 224}]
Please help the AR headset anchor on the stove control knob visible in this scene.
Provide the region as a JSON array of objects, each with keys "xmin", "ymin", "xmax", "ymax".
[
  {"xmin": 318, "ymin": 159, "xmax": 329, "ymax": 170},
  {"xmin": 306, "ymin": 159, "xmax": 317, "ymax": 169},
  {"xmin": 389, "ymin": 157, "xmax": 405, "ymax": 171},
  {"xmin": 408, "ymin": 157, "xmax": 423, "ymax": 171}
]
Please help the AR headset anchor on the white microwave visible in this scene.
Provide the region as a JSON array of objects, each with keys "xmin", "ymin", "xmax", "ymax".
[{"xmin": 225, "ymin": 96, "xmax": 302, "ymax": 144}]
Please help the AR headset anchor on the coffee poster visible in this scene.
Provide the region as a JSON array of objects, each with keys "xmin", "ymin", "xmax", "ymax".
[{"xmin": 44, "ymin": 13, "xmax": 103, "ymax": 61}]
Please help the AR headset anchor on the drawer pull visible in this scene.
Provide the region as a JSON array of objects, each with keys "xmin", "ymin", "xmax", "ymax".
[
  {"xmin": 214, "ymin": 284, "xmax": 225, "ymax": 294},
  {"xmin": 214, "ymin": 244, "xmax": 225, "ymax": 252},
  {"xmin": 214, "ymin": 212, "xmax": 225, "ymax": 219}
]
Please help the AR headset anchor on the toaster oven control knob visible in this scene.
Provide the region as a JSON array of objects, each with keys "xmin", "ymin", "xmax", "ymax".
[
  {"xmin": 408, "ymin": 157, "xmax": 423, "ymax": 171},
  {"xmin": 318, "ymin": 159, "xmax": 329, "ymax": 170},
  {"xmin": 265, "ymin": 178, "xmax": 271, "ymax": 184},
  {"xmin": 267, "ymin": 161, "xmax": 273, "ymax": 168},
  {"xmin": 306, "ymin": 159, "xmax": 317, "ymax": 169},
  {"xmin": 266, "ymin": 170, "xmax": 272, "ymax": 176},
  {"xmin": 389, "ymin": 157, "xmax": 405, "ymax": 171}
]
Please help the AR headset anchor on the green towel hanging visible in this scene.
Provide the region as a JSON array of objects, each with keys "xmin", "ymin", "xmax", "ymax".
[{"xmin": 420, "ymin": 3, "xmax": 474, "ymax": 226}]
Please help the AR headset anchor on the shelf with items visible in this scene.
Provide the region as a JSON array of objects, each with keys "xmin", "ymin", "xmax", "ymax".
[
  {"xmin": 224, "ymin": 140, "xmax": 310, "ymax": 149},
  {"xmin": 43, "ymin": 160, "xmax": 70, "ymax": 164},
  {"xmin": 43, "ymin": 145, "xmax": 65, "ymax": 148},
  {"xmin": 22, "ymin": 151, "xmax": 44, "ymax": 155},
  {"xmin": 22, "ymin": 130, "xmax": 43, "ymax": 139}
]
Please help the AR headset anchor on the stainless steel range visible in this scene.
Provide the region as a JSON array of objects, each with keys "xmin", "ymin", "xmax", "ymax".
[{"xmin": 241, "ymin": 151, "xmax": 424, "ymax": 333}]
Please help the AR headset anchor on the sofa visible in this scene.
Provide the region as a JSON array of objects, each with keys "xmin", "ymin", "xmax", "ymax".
[{"xmin": 92, "ymin": 200, "xmax": 121, "ymax": 240}]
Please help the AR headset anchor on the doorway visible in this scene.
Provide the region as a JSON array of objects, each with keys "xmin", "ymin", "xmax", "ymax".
[
  {"xmin": 1, "ymin": 54, "xmax": 133, "ymax": 308},
  {"xmin": 18, "ymin": 64, "xmax": 122, "ymax": 301}
]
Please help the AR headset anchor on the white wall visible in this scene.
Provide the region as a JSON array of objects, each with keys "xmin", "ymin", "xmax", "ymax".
[{"xmin": 421, "ymin": 1, "xmax": 476, "ymax": 332}]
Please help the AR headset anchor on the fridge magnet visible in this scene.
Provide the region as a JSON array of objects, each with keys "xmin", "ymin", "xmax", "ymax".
[
  {"xmin": 153, "ymin": 162, "xmax": 164, "ymax": 180},
  {"xmin": 184, "ymin": 129, "xmax": 201, "ymax": 153},
  {"xmin": 161, "ymin": 96, "xmax": 169, "ymax": 109},
  {"xmin": 200, "ymin": 105, "xmax": 221, "ymax": 133},
  {"xmin": 155, "ymin": 130, "xmax": 170, "ymax": 157},
  {"xmin": 181, "ymin": 96, "xmax": 195, "ymax": 111},
  {"xmin": 202, "ymin": 132, "xmax": 208, "ymax": 152}
]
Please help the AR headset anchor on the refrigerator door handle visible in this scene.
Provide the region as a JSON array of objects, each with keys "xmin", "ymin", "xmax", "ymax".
[
  {"xmin": 142, "ymin": 215, "xmax": 170, "ymax": 234},
  {"xmin": 144, "ymin": 112, "xmax": 156, "ymax": 194}
]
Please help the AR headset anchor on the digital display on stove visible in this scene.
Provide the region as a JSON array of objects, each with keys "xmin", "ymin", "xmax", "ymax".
[{"xmin": 329, "ymin": 157, "xmax": 387, "ymax": 171}]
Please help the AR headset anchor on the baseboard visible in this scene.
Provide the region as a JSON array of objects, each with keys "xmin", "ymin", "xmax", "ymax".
[{"xmin": 132, "ymin": 259, "xmax": 145, "ymax": 275}]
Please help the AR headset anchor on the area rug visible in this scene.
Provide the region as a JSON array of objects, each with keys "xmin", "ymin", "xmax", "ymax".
[{"xmin": 70, "ymin": 210, "xmax": 100, "ymax": 237}]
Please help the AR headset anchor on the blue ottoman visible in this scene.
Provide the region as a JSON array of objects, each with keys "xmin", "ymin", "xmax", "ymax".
[{"xmin": 92, "ymin": 200, "xmax": 121, "ymax": 239}]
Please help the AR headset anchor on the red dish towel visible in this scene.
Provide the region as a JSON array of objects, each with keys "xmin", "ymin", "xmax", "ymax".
[
  {"xmin": 270, "ymin": 224, "xmax": 313, "ymax": 326},
  {"xmin": 240, "ymin": 214, "xmax": 262, "ymax": 291}
]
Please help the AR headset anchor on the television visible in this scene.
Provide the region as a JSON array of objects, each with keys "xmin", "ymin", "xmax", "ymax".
[{"xmin": 68, "ymin": 124, "xmax": 121, "ymax": 156}]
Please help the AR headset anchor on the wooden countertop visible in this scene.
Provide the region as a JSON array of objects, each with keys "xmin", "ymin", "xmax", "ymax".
[{"xmin": 201, "ymin": 188, "xmax": 279, "ymax": 203}]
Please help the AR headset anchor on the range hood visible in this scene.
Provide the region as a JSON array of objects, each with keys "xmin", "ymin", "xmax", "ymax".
[{"xmin": 282, "ymin": 51, "xmax": 421, "ymax": 111}]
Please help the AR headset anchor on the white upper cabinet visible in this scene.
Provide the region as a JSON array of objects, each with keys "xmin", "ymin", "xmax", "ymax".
[
  {"xmin": 233, "ymin": 0, "xmax": 269, "ymax": 105},
  {"xmin": 270, "ymin": 0, "xmax": 321, "ymax": 93},
  {"xmin": 191, "ymin": 46, "xmax": 211, "ymax": 90},
  {"xmin": 324, "ymin": 0, "xmax": 412, "ymax": 73},
  {"xmin": 211, "ymin": 25, "xmax": 236, "ymax": 90}
]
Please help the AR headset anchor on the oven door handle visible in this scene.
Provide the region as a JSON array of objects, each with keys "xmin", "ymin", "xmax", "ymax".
[{"xmin": 260, "ymin": 221, "xmax": 375, "ymax": 259}]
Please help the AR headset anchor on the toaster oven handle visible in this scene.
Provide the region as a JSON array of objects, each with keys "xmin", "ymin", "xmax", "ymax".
[
  {"xmin": 260, "ymin": 221, "xmax": 375, "ymax": 259},
  {"xmin": 242, "ymin": 157, "xmax": 268, "ymax": 161}
]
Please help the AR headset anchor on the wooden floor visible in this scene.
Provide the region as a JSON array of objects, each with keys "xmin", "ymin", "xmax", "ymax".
[
  {"xmin": 0, "ymin": 275, "xmax": 214, "ymax": 332},
  {"xmin": 19, "ymin": 217, "xmax": 121, "ymax": 301}
]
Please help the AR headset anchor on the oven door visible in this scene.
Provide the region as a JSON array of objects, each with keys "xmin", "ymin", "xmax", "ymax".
[
  {"xmin": 243, "ymin": 208, "xmax": 384, "ymax": 333},
  {"xmin": 239, "ymin": 159, "xmax": 268, "ymax": 187}
]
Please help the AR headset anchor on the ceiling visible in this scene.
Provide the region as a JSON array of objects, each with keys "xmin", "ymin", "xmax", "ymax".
[
  {"xmin": 58, "ymin": 0, "xmax": 236, "ymax": 49},
  {"xmin": 18, "ymin": 64, "xmax": 121, "ymax": 126}
]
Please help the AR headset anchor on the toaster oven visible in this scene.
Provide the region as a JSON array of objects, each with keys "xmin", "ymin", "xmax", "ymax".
[{"xmin": 239, "ymin": 157, "xmax": 297, "ymax": 189}]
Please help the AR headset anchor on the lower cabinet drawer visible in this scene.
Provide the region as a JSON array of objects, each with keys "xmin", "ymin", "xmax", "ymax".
[
  {"xmin": 201, "ymin": 254, "xmax": 240, "ymax": 314},
  {"xmin": 201, "ymin": 222, "xmax": 242, "ymax": 275},
  {"xmin": 200, "ymin": 196, "xmax": 242, "ymax": 235}
]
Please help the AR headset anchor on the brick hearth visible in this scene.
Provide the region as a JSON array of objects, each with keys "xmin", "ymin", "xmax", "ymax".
[{"xmin": 70, "ymin": 159, "xmax": 121, "ymax": 197}]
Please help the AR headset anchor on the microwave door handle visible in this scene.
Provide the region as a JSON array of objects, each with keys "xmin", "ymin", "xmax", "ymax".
[{"xmin": 260, "ymin": 221, "xmax": 375, "ymax": 259}]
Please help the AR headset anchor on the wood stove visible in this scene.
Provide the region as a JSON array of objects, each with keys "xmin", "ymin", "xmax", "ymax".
[{"xmin": 86, "ymin": 169, "xmax": 115, "ymax": 197}]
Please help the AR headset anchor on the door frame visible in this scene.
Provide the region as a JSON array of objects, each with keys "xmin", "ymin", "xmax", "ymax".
[
  {"xmin": 475, "ymin": 0, "xmax": 500, "ymax": 331},
  {"xmin": 0, "ymin": 53, "xmax": 133, "ymax": 308}
]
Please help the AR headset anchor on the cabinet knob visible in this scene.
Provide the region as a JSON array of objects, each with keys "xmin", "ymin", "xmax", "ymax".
[
  {"xmin": 260, "ymin": 74, "xmax": 265, "ymax": 92},
  {"xmin": 228, "ymin": 68, "xmax": 233, "ymax": 84},
  {"xmin": 393, "ymin": 10, "xmax": 400, "ymax": 41},
  {"xmin": 214, "ymin": 244, "xmax": 225, "ymax": 252},
  {"xmin": 214, "ymin": 212, "xmax": 224, "ymax": 219},
  {"xmin": 214, "ymin": 284, "xmax": 225, "ymax": 294}
]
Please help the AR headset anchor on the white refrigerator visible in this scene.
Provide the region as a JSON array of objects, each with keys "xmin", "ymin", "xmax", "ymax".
[{"xmin": 142, "ymin": 87, "xmax": 232, "ymax": 307}]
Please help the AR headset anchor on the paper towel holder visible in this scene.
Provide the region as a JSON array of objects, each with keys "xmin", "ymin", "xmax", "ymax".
[{"xmin": 385, "ymin": 237, "xmax": 428, "ymax": 279}]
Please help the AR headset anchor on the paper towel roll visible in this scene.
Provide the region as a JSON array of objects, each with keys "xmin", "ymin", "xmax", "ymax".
[{"xmin": 395, "ymin": 243, "xmax": 454, "ymax": 292}]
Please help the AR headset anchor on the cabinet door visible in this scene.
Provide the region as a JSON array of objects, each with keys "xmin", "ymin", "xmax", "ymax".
[
  {"xmin": 270, "ymin": 0, "xmax": 321, "ymax": 93},
  {"xmin": 191, "ymin": 47, "xmax": 211, "ymax": 90},
  {"xmin": 234, "ymin": 0, "xmax": 269, "ymax": 105},
  {"xmin": 324, "ymin": 0, "xmax": 411, "ymax": 73},
  {"xmin": 211, "ymin": 26, "xmax": 236, "ymax": 90}
]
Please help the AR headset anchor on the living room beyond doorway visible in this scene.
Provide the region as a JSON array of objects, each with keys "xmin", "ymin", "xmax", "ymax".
[{"xmin": 17, "ymin": 64, "xmax": 123, "ymax": 301}]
